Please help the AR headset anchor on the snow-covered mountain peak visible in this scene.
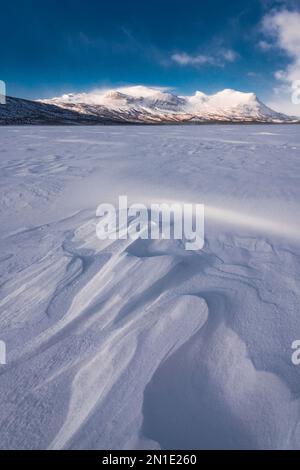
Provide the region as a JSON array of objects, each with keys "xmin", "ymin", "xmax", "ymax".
[
  {"xmin": 18, "ymin": 85, "xmax": 297, "ymax": 124},
  {"xmin": 43, "ymin": 86, "xmax": 264, "ymax": 111}
]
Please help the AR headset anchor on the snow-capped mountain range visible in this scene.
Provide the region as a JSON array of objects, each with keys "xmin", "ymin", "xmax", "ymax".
[{"xmin": 1, "ymin": 85, "xmax": 299, "ymax": 124}]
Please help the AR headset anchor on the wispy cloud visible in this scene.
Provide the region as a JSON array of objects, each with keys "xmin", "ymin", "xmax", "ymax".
[{"xmin": 171, "ymin": 49, "xmax": 238, "ymax": 68}]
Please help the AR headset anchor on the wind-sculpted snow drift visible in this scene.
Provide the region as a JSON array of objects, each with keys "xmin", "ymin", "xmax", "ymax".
[
  {"xmin": 0, "ymin": 86, "xmax": 298, "ymax": 124},
  {"xmin": 0, "ymin": 125, "xmax": 300, "ymax": 449}
]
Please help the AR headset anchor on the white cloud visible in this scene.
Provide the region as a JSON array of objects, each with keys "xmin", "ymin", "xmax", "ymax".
[
  {"xmin": 263, "ymin": 9, "xmax": 300, "ymax": 83},
  {"xmin": 262, "ymin": 9, "xmax": 300, "ymax": 116},
  {"xmin": 171, "ymin": 49, "xmax": 237, "ymax": 67}
]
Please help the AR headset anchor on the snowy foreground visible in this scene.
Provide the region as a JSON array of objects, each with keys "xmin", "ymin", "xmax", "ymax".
[{"xmin": 1, "ymin": 125, "xmax": 300, "ymax": 450}]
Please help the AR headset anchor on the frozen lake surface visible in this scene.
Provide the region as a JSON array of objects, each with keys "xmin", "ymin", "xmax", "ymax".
[{"xmin": 0, "ymin": 125, "xmax": 300, "ymax": 449}]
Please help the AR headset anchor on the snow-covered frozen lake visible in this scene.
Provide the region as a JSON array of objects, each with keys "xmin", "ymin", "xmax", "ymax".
[{"xmin": 1, "ymin": 124, "xmax": 300, "ymax": 449}]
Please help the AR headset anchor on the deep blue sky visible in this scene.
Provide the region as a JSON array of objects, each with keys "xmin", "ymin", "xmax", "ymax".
[{"xmin": 0, "ymin": 0, "xmax": 298, "ymax": 101}]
